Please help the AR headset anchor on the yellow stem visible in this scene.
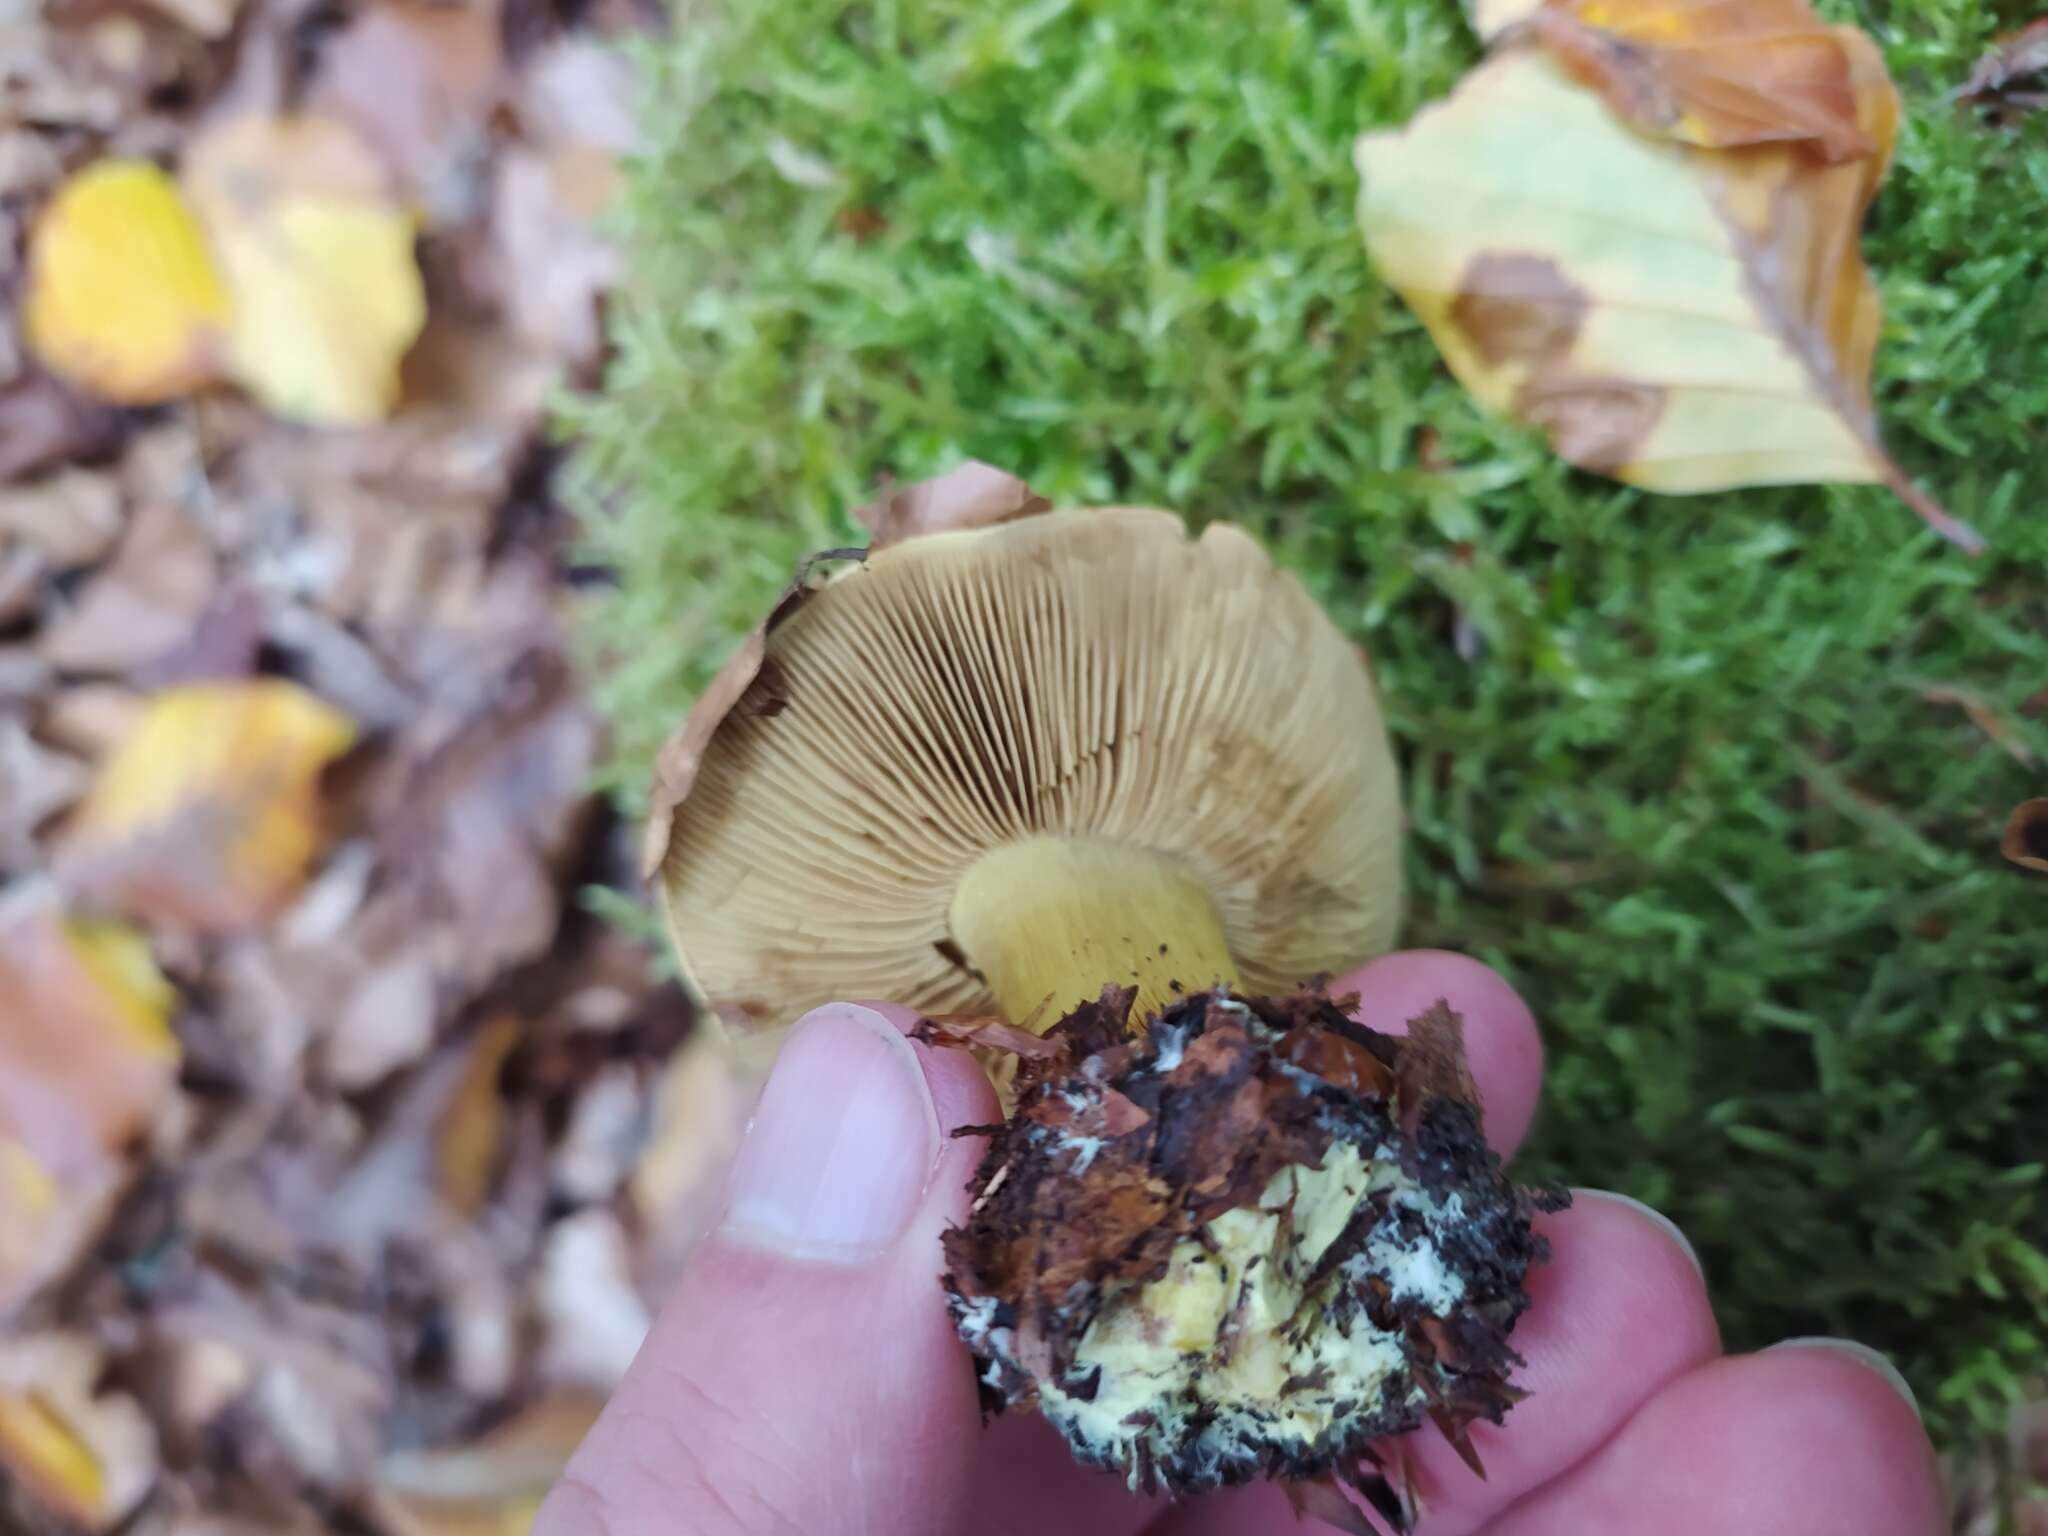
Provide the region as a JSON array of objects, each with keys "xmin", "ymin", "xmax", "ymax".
[{"xmin": 949, "ymin": 837, "xmax": 1242, "ymax": 1032}]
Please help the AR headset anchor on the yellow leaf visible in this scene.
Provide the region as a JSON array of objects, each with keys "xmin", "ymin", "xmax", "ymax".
[
  {"xmin": 0, "ymin": 1392, "xmax": 106, "ymax": 1522},
  {"xmin": 61, "ymin": 680, "xmax": 358, "ymax": 936},
  {"xmin": 0, "ymin": 1337, "xmax": 158, "ymax": 1529},
  {"xmin": 181, "ymin": 115, "xmax": 427, "ymax": 426},
  {"xmin": 434, "ymin": 1015, "xmax": 524, "ymax": 1218},
  {"xmin": 1354, "ymin": 42, "xmax": 1978, "ymax": 550},
  {"xmin": 23, "ymin": 159, "xmax": 232, "ymax": 405}
]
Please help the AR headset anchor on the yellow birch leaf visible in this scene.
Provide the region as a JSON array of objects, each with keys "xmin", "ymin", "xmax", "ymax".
[
  {"xmin": 22, "ymin": 159, "xmax": 232, "ymax": 405},
  {"xmin": 181, "ymin": 115, "xmax": 427, "ymax": 427},
  {"xmin": 1354, "ymin": 43, "xmax": 1977, "ymax": 550},
  {"xmin": 60, "ymin": 680, "xmax": 358, "ymax": 936}
]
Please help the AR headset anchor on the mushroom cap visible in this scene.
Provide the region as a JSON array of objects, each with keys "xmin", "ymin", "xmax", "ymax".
[{"xmin": 651, "ymin": 497, "xmax": 1404, "ymax": 1038}]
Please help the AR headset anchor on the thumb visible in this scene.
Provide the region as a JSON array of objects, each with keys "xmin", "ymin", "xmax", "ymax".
[{"xmin": 536, "ymin": 1002, "xmax": 1000, "ymax": 1536}]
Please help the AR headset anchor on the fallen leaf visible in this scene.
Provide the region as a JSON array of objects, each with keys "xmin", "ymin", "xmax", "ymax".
[
  {"xmin": 434, "ymin": 1015, "xmax": 523, "ymax": 1218},
  {"xmin": 0, "ymin": 467, "xmax": 124, "ymax": 570},
  {"xmin": 0, "ymin": 1334, "xmax": 159, "ymax": 1530},
  {"xmin": 134, "ymin": 0, "xmax": 245, "ymax": 38},
  {"xmin": 181, "ymin": 115, "xmax": 427, "ymax": 426},
  {"xmin": 23, "ymin": 159, "xmax": 232, "ymax": 406},
  {"xmin": 0, "ymin": 719, "xmax": 89, "ymax": 869},
  {"xmin": 59, "ymin": 679, "xmax": 358, "ymax": 935},
  {"xmin": 310, "ymin": 0, "xmax": 505, "ymax": 220},
  {"xmin": 323, "ymin": 942, "xmax": 439, "ymax": 1089},
  {"xmin": 1528, "ymin": 0, "xmax": 1876, "ymax": 160},
  {"xmin": 2003, "ymin": 799, "xmax": 2048, "ymax": 873},
  {"xmin": 0, "ymin": 370, "xmax": 124, "ymax": 483},
  {"xmin": 40, "ymin": 498, "xmax": 218, "ymax": 677},
  {"xmin": 1958, "ymin": 18, "xmax": 2048, "ymax": 115},
  {"xmin": 1355, "ymin": 18, "xmax": 1978, "ymax": 551},
  {"xmin": 491, "ymin": 146, "xmax": 622, "ymax": 369},
  {"xmin": 0, "ymin": 891, "xmax": 179, "ymax": 1317}
]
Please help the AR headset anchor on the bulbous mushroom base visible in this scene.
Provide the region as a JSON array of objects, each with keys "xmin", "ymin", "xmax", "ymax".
[{"xmin": 933, "ymin": 988, "xmax": 1565, "ymax": 1528}]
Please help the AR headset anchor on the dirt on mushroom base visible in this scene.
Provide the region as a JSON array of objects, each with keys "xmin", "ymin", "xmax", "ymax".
[{"xmin": 933, "ymin": 987, "xmax": 1564, "ymax": 1530}]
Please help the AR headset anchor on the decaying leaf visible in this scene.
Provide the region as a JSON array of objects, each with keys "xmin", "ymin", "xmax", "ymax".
[
  {"xmin": 0, "ymin": 1334, "xmax": 159, "ymax": 1530},
  {"xmin": 59, "ymin": 679, "xmax": 357, "ymax": 935},
  {"xmin": 1958, "ymin": 18, "xmax": 2048, "ymax": 116},
  {"xmin": 377, "ymin": 1389, "xmax": 603, "ymax": 1534},
  {"xmin": 39, "ymin": 497, "xmax": 217, "ymax": 677},
  {"xmin": 182, "ymin": 114, "xmax": 427, "ymax": 426},
  {"xmin": 2003, "ymin": 799, "xmax": 2048, "ymax": 874},
  {"xmin": 23, "ymin": 158, "xmax": 232, "ymax": 405},
  {"xmin": 0, "ymin": 893, "xmax": 179, "ymax": 1317},
  {"xmin": 1356, "ymin": 3, "xmax": 1977, "ymax": 551},
  {"xmin": 1528, "ymin": 0, "xmax": 1876, "ymax": 159}
]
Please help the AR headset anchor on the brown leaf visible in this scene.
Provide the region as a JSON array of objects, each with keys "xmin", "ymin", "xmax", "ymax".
[
  {"xmin": 491, "ymin": 145, "xmax": 623, "ymax": 369},
  {"xmin": 1395, "ymin": 1001, "xmax": 1482, "ymax": 1113},
  {"xmin": 0, "ymin": 467, "xmax": 124, "ymax": 571},
  {"xmin": 0, "ymin": 370, "xmax": 123, "ymax": 484},
  {"xmin": 1958, "ymin": 18, "xmax": 2048, "ymax": 114},
  {"xmin": 39, "ymin": 497, "xmax": 217, "ymax": 677},
  {"xmin": 2003, "ymin": 799, "xmax": 2048, "ymax": 874},
  {"xmin": 0, "ymin": 719, "xmax": 89, "ymax": 870},
  {"xmin": 912, "ymin": 1013, "xmax": 1062, "ymax": 1059},
  {"xmin": 0, "ymin": 893, "xmax": 179, "ymax": 1318},
  {"xmin": 309, "ymin": 0, "xmax": 505, "ymax": 218},
  {"xmin": 1531, "ymin": 0, "xmax": 1875, "ymax": 161},
  {"xmin": 851, "ymin": 460, "xmax": 1053, "ymax": 547}
]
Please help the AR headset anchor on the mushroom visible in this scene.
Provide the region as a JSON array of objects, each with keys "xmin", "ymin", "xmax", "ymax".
[
  {"xmin": 644, "ymin": 466, "xmax": 1558, "ymax": 1523},
  {"xmin": 645, "ymin": 465, "xmax": 1404, "ymax": 1058}
]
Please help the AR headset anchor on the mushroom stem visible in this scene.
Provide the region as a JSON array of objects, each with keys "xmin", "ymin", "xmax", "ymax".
[{"xmin": 949, "ymin": 837, "xmax": 1242, "ymax": 1030}]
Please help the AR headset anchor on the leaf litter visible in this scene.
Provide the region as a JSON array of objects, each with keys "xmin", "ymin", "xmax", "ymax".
[{"xmin": 0, "ymin": 0, "xmax": 731, "ymax": 1531}]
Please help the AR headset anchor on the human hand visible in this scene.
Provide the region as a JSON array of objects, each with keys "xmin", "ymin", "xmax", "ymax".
[{"xmin": 534, "ymin": 951, "xmax": 1942, "ymax": 1536}]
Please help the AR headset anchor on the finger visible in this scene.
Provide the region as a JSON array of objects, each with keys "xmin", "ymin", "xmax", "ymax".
[
  {"xmin": 1145, "ymin": 1190, "xmax": 1719, "ymax": 1536},
  {"xmin": 1333, "ymin": 949, "xmax": 1546, "ymax": 1158},
  {"xmin": 536, "ymin": 1001, "xmax": 1001, "ymax": 1536},
  {"xmin": 1484, "ymin": 1342, "xmax": 1941, "ymax": 1536}
]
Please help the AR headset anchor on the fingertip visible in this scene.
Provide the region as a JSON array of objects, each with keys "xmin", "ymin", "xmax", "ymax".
[
  {"xmin": 1332, "ymin": 950, "xmax": 1544, "ymax": 1155},
  {"xmin": 847, "ymin": 999, "xmax": 1005, "ymax": 1136}
]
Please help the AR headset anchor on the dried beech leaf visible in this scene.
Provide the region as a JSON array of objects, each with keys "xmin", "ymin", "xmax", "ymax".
[
  {"xmin": 912, "ymin": 1013, "xmax": 1062, "ymax": 1059},
  {"xmin": 60, "ymin": 680, "xmax": 357, "ymax": 935},
  {"xmin": 1959, "ymin": 18, "xmax": 2048, "ymax": 114},
  {"xmin": 1530, "ymin": 0, "xmax": 1875, "ymax": 159},
  {"xmin": 851, "ymin": 460, "xmax": 1052, "ymax": 547},
  {"xmin": 1355, "ymin": 38, "xmax": 1977, "ymax": 550},
  {"xmin": 181, "ymin": 115, "xmax": 427, "ymax": 426},
  {"xmin": 2003, "ymin": 799, "xmax": 2048, "ymax": 874},
  {"xmin": 23, "ymin": 159, "xmax": 232, "ymax": 405},
  {"xmin": 0, "ymin": 898, "xmax": 178, "ymax": 1317}
]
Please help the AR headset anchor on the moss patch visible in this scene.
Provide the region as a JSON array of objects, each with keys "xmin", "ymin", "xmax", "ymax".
[{"xmin": 565, "ymin": 0, "xmax": 2048, "ymax": 1449}]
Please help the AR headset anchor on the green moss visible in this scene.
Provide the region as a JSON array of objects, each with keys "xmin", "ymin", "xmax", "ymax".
[{"xmin": 565, "ymin": 0, "xmax": 2048, "ymax": 1453}]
